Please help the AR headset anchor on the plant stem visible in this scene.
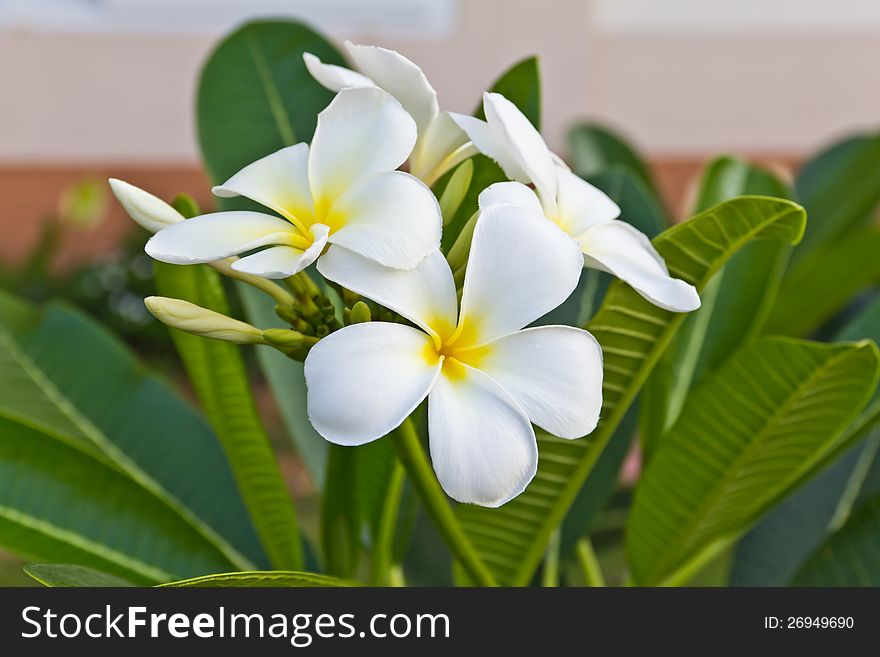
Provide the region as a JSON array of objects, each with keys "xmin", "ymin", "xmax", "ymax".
[
  {"xmin": 541, "ymin": 529, "xmax": 561, "ymax": 587},
  {"xmin": 390, "ymin": 418, "xmax": 497, "ymax": 586},
  {"xmin": 575, "ymin": 538, "xmax": 606, "ymax": 587},
  {"xmin": 370, "ymin": 461, "xmax": 406, "ymax": 586},
  {"xmin": 209, "ymin": 258, "xmax": 296, "ymax": 308}
]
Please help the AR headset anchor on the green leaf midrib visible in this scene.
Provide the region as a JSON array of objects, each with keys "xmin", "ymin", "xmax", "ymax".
[
  {"xmin": 645, "ymin": 342, "xmax": 874, "ymax": 584},
  {"xmin": 0, "ymin": 316, "xmax": 252, "ymax": 572},
  {"xmin": 247, "ymin": 28, "xmax": 297, "ymax": 147}
]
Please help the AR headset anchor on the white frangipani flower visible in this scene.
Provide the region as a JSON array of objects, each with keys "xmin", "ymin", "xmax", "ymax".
[
  {"xmin": 304, "ymin": 42, "xmax": 477, "ymax": 187},
  {"xmin": 306, "ymin": 203, "xmax": 603, "ymax": 507},
  {"xmin": 144, "ymin": 87, "xmax": 441, "ymax": 278},
  {"xmin": 450, "ymin": 93, "xmax": 701, "ymax": 312}
]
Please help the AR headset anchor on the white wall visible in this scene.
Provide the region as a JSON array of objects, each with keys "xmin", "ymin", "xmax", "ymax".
[{"xmin": 1, "ymin": 0, "xmax": 879, "ymax": 163}]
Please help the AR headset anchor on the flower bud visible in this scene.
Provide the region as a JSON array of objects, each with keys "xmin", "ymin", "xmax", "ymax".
[
  {"xmin": 109, "ymin": 179, "xmax": 184, "ymax": 234},
  {"xmin": 145, "ymin": 296, "xmax": 264, "ymax": 344},
  {"xmin": 439, "ymin": 159, "xmax": 473, "ymax": 227},
  {"xmin": 349, "ymin": 301, "xmax": 372, "ymax": 324}
]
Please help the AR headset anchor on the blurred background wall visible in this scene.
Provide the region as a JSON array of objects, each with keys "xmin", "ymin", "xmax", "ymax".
[{"xmin": 1, "ymin": 0, "xmax": 879, "ymax": 265}]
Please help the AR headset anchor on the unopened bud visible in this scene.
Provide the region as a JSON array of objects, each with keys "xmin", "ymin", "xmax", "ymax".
[
  {"xmin": 350, "ymin": 301, "xmax": 372, "ymax": 324},
  {"xmin": 439, "ymin": 159, "xmax": 473, "ymax": 226},
  {"xmin": 145, "ymin": 296, "xmax": 264, "ymax": 344},
  {"xmin": 109, "ymin": 179, "xmax": 184, "ymax": 234}
]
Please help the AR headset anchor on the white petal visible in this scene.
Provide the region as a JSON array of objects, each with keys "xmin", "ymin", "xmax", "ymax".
[
  {"xmin": 428, "ymin": 363, "xmax": 537, "ymax": 507},
  {"xmin": 308, "ymin": 87, "xmax": 417, "ymax": 201},
  {"xmin": 475, "ymin": 326, "xmax": 603, "ymax": 438},
  {"xmin": 448, "ymin": 112, "xmax": 531, "ymax": 184},
  {"xmin": 317, "ymin": 247, "xmax": 457, "ymax": 341},
  {"xmin": 231, "ymin": 224, "xmax": 329, "ymax": 279},
  {"xmin": 304, "ymin": 322, "xmax": 441, "ymax": 445},
  {"xmin": 483, "ymin": 92, "xmax": 558, "ymax": 213},
  {"xmin": 411, "ymin": 111, "xmax": 476, "ymax": 184},
  {"xmin": 458, "ymin": 203, "xmax": 583, "ymax": 345},
  {"xmin": 145, "ymin": 211, "xmax": 297, "ymax": 264},
  {"xmin": 555, "ymin": 167, "xmax": 621, "ymax": 235},
  {"xmin": 109, "ymin": 179, "xmax": 183, "ymax": 234},
  {"xmin": 580, "ymin": 220, "xmax": 701, "ymax": 312},
  {"xmin": 212, "ymin": 144, "xmax": 314, "ymax": 226},
  {"xmin": 328, "ymin": 171, "xmax": 441, "ymax": 269},
  {"xmin": 345, "ymin": 41, "xmax": 439, "ymax": 135},
  {"xmin": 302, "ymin": 52, "xmax": 375, "ymax": 92},
  {"xmin": 477, "ymin": 181, "xmax": 543, "ymax": 215}
]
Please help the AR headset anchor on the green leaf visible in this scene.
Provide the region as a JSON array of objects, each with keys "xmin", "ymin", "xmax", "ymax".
[
  {"xmin": 731, "ymin": 295, "xmax": 880, "ymax": 586},
  {"xmin": 440, "ymin": 57, "xmax": 541, "ymax": 253},
  {"xmin": 154, "ymin": 262, "xmax": 302, "ymax": 570},
  {"xmin": 237, "ymin": 283, "xmax": 327, "ymax": 485},
  {"xmin": 567, "ymin": 124, "xmax": 658, "ymax": 199},
  {"xmin": 25, "ymin": 564, "xmax": 134, "ymax": 587},
  {"xmin": 160, "ymin": 571, "xmax": 353, "ymax": 587},
  {"xmin": 0, "ymin": 417, "xmax": 234, "ymax": 584},
  {"xmin": 791, "ymin": 132, "xmax": 880, "ymax": 267},
  {"xmin": 764, "ymin": 227, "xmax": 880, "ymax": 336},
  {"xmin": 474, "ymin": 56, "xmax": 541, "ymax": 128},
  {"xmin": 455, "ymin": 196, "xmax": 807, "ymax": 585},
  {"xmin": 640, "ymin": 157, "xmax": 793, "ymax": 457},
  {"xmin": 0, "ymin": 291, "xmax": 261, "ymax": 570},
  {"xmin": 197, "ymin": 20, "xmax": 345, "ymax": 184},
  {"xmin": 627, "ymin": 338, "xmax": 880, "ymax": 585},
  {"xmin": 793, "ymin": 493, "xmax": 880, "ymax": 586}
]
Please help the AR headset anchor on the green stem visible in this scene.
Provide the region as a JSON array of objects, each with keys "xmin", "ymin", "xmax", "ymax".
[
  {"xmin": 541, "ymin": 529, "xmax": 561, "ymax": 587},
  {"xmin": 370, "ymin": 461, "xmax": 406, "ymax": 586},
  {"xmin": 575, "ymin": 538, "xmax": 606, "ymax": 587},
  {"xmin": 209, "ymin": 258, "xmax": 296, "ymax": 308},
  {"xmin": 390, "ymin": 418, "xmax": 497, "ymax": 586}
]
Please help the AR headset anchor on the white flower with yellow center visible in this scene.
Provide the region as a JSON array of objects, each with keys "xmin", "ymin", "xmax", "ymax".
[
  {"xmin": 304, "ymin": 42, "xmax": 477, "ymax": 187},
  {"xmin": 305, "ymin": 203, "xmax": 603, "ymax": 507},
  {"xmin": 143, "ymin": 86, "xmax": 441, "ymax": 278},
  {"xmin": 451, "ymin": 93, "xmax": 701, "ymax": 312}
]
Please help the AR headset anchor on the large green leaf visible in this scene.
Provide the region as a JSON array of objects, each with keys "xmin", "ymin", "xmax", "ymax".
[
  {"xmin": 160, "ymin": 571, "xmax": 353, "ymax": 587},
  {"xmin": 154, "ymin": 262, "xmax": 302, "ymax": 570},
  {"xmin": 765, "ymin": 227, "xmax": 880, "ymax": 336},
  {"xmin": 197, "ymin": 20, "xmax": 345, "ymax": 185},
  {"xmin": 25, "ymin": 564, "xmax": 134, "ymax": 587},
  {"xmin": 0, "ymin": 417, "xmax": 234, "ymax": 584},
  {"xmin": 793, "ymin": 493, "xmax": 880, "ymax": 586},
  {"xmin": 455, "ymin": 196, "xmax": 807, "ymax": 585},
  {"xmin": 567, "ymin": 123, "xmax": 658, "ymax": 199},
  {"xmin": 440, "ymin": 57, "xmax": 540, "ymax": 253},
  {"xmin": 0, "ymin": 291, "xmax": 261, "ymax": 570},
  {"xmin": 731, "ymin": 295, "xmax": 880, "ymax": 585},
  {"xmin": 627, "ymin": 338, "xmax": 879, "ymax": 585},
  {"xmin": 791, "ymin": 132, "xmax": 880, "ymax": 267},
  {"xmin": 640, "ymin": 157, "xmax": 792, "ymax": 456}
]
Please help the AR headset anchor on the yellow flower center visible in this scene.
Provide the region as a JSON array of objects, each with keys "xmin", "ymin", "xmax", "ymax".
[{"xmin": 422, "ymin": 318, "xmax": 491, "ymax": 382}]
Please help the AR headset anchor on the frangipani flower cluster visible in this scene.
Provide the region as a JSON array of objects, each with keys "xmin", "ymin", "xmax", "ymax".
[{"xmin": 111, "ymin": 41, "xmax": 700, "ymax": 507}]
